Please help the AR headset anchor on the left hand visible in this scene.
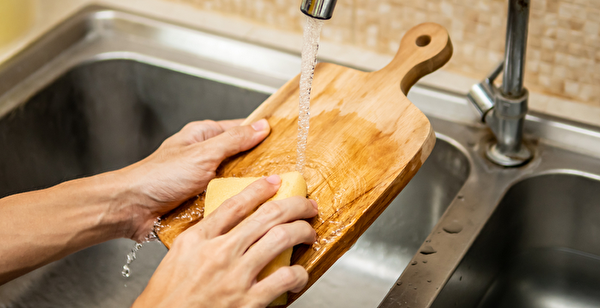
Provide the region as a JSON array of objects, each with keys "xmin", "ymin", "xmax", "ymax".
[{"xmin": 118, "ymin": 119, "xmax": 271, "ymax": 241}]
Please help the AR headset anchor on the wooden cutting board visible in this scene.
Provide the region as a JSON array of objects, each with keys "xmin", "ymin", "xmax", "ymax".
[{"xmin": 156, "ymin": 22, "xmax": 452, "ymax": 306}]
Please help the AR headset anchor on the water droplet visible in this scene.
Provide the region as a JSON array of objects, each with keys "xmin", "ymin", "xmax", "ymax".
[
  {"xmin": 122, "ymin": 242, "xmax": 144, "ymax": 278},
  {"xmin": 411, "ymin": 261, "xmax": 418, "ymax": 265},
  {"xmin": 122, "ymin": 265, "xmax": 130, "ymax": 278},
  {"xmin": 443, "ymin": 222, "xmax": 463, "ymax": 234},
  {"xmin": 420, "ymin": 245, "xmax": 437, "ymax": 255}
]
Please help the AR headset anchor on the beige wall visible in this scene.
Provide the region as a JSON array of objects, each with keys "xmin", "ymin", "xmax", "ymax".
[{"xmin": 166, "ymin": 0, "xmax": 600, "ymax": 107}]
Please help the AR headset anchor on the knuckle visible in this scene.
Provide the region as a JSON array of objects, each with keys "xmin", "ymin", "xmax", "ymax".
[
  {"xmin": 296, "ymin": 266, "xmax": 309, "ymax": 284},
  {"xmin": 221, "ymin": 197, "xmax": 247, "ymax": 217},
  {"xmin": 250, "ymin": 178, "xmax": 271, "ymax": 193},
  {"xmin": 182, "ymin": 121, "xmax": 199, "ymax": 131},
  {"xmin": 280, "ymin": 267, "xmax": 305, "ymax": 288},
  {"xmin": 269, "ymin": 225, "xmax": 291, "ymax": 246},
  {"xmin": 289, "ymin": 196, "xmax": 312, "ymax": 211},
  {"xmin": 226, "ymin": 127, "xmax": 247, "ymax": 143},
  {"xmin": 259, "ymin": 201, "xmax": 284, "ymax": 218},
  {"xmin": 210, "ymin": 239, "xmax": 235, "ymax": 263},
  {"xmin": 200, "ymin": 119, "xmax": 218, "ymax": 127},
  {"xmin": 297, "ymin": 220, "xmax": 316, "ymax": 238},
  {"xmin": 302, "ymin": 197, "xmax": 315, "ymax": 210},
  {"xmin": 174, "ymin": 228, "xmax": 203, "ymax": 247}
]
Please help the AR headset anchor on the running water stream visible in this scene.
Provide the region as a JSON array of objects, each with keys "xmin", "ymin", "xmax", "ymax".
[{"xmin": 296, "ymin": 16, "xmax": 324, "ymax": 174}]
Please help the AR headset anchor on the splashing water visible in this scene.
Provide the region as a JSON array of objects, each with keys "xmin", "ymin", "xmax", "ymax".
[
  {"xmin": 296, "ymin": 16, "xmax": 324, "ymax": 174},
  {"xmin": 121, "ymin": 217, "xmax": 164, "ymax": 279},
  {"xmin": 122, "ymin": 242, "xmax": 143, "ymax": 278}
]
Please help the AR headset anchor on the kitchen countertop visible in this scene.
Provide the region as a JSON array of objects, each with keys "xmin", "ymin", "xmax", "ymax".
[{"xmin": 1, "ymin": 0, "xmax": 599, "ymax": 127}]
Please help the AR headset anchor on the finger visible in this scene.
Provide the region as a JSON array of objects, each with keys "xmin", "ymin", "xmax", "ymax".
[
  {"xmin": 166, "ymin": 119, "xmax": 245, "ymax": 146},
  {"xmin": 215, "ymin": 119, "xmax": 244, "ymax": 131},
  {"xmin": 168, "ymin": 120, "xmax": 227, "ymax": 146},
  {"xmin": 198, "ymin": 119, "xmax": 270, "ymax": 164},
  {"xmin": 250, "ymin": 265, "xmax": 309, "ymax": 306},
  {"xmin": 228, "ymin": 197, "xmax": 318, "ymax": 249},
  {"xmin": 242, "ymin": 220, "xmax": 316, "ymax": 279},
  {"xmin": 199, "ymin": 175, "xmax": 282, "ymax": 239}
]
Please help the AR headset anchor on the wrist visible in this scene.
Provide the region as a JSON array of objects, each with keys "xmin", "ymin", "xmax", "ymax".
[{"xmin": 108, "ymin": 168, "xmax": 159, "ymax": 242}]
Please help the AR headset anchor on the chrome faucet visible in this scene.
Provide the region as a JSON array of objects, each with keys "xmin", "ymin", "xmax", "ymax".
[
  {"xmin": 300, "ymin": 0, "xmax": 337, "ymax": 19},
  {"xmin": 468, "ymin": 0, "xmax": 532, "ymax": 167}
]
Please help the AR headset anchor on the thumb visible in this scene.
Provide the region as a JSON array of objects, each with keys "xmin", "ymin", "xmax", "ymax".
[{"xmin": 200, "ymin": 119, "xmax": 270, "ymax": 163}]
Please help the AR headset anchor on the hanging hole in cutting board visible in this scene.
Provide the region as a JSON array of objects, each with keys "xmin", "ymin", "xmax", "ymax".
[{"xmin": 416, "ymin": 35, "xmax": 431, "ymax": 47}]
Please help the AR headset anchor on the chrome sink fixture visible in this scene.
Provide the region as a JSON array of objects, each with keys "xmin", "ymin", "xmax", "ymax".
[
  {"xmin": 467, "ymin": 0, "xmax": 532, "ymax": 167},
  {"xmin": 1, "ymin": 6, "xmax": 600, "ymax": 308},
  {"xmin": 300, "ymin": 0, "xmax": 338, "ymax": 20}
]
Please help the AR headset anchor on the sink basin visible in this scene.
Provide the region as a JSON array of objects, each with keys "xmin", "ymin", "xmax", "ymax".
[
  {"xmin": 0, "ymin": 9, "xmax": 469, "ymax": 307},
  {"xmin": 432, "ymin": 173, "xmax": 600, "ymax": 308},
  {"xmin": 0, "ymin": 59, "xmax": 268, "ymax": 307},
  {"xmin": 0, "ymin": 60, "xmax": 267, "ymax": 195}
]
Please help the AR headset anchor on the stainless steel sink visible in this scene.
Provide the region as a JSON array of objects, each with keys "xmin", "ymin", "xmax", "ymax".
[
  {"xmin": 431, "ymin": 173, "xmax": 600, "ymax": 308},
  {"xmin": 3, "ymin": 6, "xmax": 600, "ymax": 308},
  {"xmin": 0, "ymin": 7, "xmax": 468, "ymax": 307},
  {"xmin": 0, "ymin": 60, "xmax": 267, "ymax": 306}
]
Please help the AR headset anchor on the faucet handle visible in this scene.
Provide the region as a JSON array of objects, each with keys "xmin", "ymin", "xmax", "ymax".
[
  {"xmin": 467, "ymin": 61, "xmax": 503, "ymax": 122},
  {"xmin": 485, "ymin": 61, "xmax": 504, "ymax": 86}
]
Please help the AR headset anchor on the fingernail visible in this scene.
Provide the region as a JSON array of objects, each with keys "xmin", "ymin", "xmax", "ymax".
[
  {"xmin": 251, "ymin": 119, "xmax": 269, "ymax": 131},
  {"xmin": 309, "ymin": 199, "xmax": 318, "ymax": 210},
  {"xmin": 265, "ymin": 174, "xmax": 281, "ymax": 185}
]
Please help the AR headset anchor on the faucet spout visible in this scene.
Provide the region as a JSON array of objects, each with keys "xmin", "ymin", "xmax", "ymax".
[{"xmin": 300, "ymin": 0, "xmax": 337, "ymax": 20}]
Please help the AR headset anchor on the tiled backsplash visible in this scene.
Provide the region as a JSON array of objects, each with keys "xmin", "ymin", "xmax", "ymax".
[{"xmin": 166, "ymin": 0, "xmax": 600, "ymax": 107}]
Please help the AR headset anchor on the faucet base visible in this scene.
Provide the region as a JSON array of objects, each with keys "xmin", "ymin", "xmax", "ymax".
[{"xmin": 486, "ymin": 143, "xmax": 532, "ymax": 167}]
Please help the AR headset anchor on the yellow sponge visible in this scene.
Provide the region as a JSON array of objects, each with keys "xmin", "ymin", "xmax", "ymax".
[{"xmin": 205, "ymin": 171, "xmax": 307, "ymax": 306}]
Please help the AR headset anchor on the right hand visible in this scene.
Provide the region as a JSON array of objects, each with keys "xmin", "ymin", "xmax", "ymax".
[{"xmin": 134, "ymin": 175, "xmax": 318, "ymax": 308}]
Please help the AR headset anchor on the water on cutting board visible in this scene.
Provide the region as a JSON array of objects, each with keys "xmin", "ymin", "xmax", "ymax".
[{"xmin": 296, "ymin": 16, "xmax": 324, "ymax": 174}]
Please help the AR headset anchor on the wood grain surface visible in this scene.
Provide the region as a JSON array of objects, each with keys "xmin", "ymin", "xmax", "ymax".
[{"xmin": 156, "ymin": 22, "xmax": 452, "ymax": 306}]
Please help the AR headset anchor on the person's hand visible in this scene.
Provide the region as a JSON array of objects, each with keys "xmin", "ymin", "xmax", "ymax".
[
  {"xmin": 133, "ymin": 175, "xmax": 318, "ymax": 308},
  {"xmin": 118, "ymin": 119, "xmax": 271, "ymax": 241}
]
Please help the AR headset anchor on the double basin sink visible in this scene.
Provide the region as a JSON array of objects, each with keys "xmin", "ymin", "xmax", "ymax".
[{"xmin": 1, "ymin": 7, "xmax": 599, "ymax": 308}]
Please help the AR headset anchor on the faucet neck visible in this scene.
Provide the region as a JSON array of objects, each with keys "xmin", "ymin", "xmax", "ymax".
[{"xmin": 502, "ymin": 0, "xmax": 530, "ymax": 98}]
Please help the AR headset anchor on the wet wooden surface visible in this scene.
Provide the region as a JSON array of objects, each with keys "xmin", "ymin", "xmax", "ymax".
[{"xmin": 156, "ymin": 22, "xmax": 452, "ymax": 307}]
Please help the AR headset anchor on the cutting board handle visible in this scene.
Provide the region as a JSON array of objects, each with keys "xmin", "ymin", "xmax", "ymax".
[{"xmin": 374, "ymin": 22, "xmax": 453, "ymax": 95}]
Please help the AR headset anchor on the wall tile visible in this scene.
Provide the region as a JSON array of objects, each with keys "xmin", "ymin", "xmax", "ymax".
[{"xmin": 164, "ymin": 0, "xmax": 600, "ymax": 107}]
